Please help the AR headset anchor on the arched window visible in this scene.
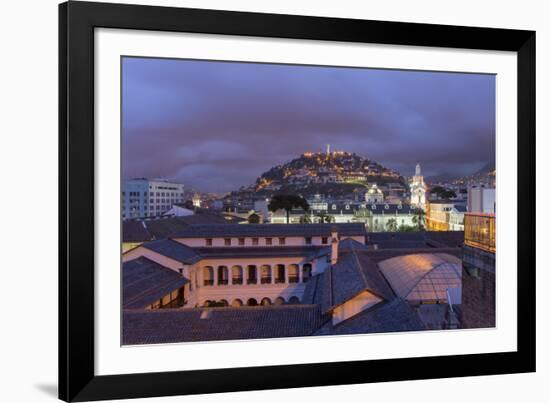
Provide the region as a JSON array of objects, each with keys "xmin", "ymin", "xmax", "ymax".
[
  {"xmin": 217, "ymin": 266, "xmax": 228, "ymax": 285},
  {"xmin": 288, "ymin": 264, "xmax": 299, "ymax": 283},
  {"xmin": 288, "ymin": 296, "xmax": 300, "ymax": 304},
  {"xmin": 231, "ymin": 299, "xmax": 243, "ymax": 307},
  {"xmin": 247, "ymin": 265, "xmax": 257, "ymax": 284},
  {"xmin": 260, "ymin": 265, "xmax": 272, "ymax": 284},
  {"xmin": 231, "ymin": 265, "xmax": 243, "ymax": 285},
  {"xmin": 275, "ymin": 264, "xmax": 285, "ymax": 283},
  {"xmin": 202, "ymin": 300, "xmax": 212, "ymax": 307},
  {"xmin": 302, "ymin": 264, "xmax": 312, "ymax": 283},
  {"xmin": 247, "ymin": 298, "xmax": 258, "ymax": 306},
  {"xmin": 218, "ymin": 299, "xmax": 229, "ymax": 307},
  {"xmin": 203, "ymin": 266, "xmax": 214, "ymax": 286},
  {"xmin": 261, "ymin": 297, "xmax": 272, "ymax": 306},
  {"xmin": 274, "ymin": 297, "xmax": 285, "ymax": 305}
]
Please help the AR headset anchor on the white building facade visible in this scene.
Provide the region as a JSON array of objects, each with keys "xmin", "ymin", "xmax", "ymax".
[
  {"xmin": 122, "ymin": 178, "xmax": 185, "ymax": 219},
  {"xmin": 123, "ymin": 224, "xmax": 365, "ymax": 307},
  {"xmin": 467, "ymin": 186, "xmax": 496, "ymax": 214}
]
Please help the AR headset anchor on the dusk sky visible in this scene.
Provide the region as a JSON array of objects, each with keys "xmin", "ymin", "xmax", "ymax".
[{"xmin": 122, "ymin": 57, "xmax": 495, "ymax": 192}]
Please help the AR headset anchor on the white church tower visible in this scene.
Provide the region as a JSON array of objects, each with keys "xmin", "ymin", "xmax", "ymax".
[{"xmin": 410, "ymin": 162, "xmax": 426, "ymax": 208}]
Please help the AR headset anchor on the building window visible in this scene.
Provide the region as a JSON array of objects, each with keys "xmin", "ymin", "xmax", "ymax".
[
  {"xmin": 305, "ymin": 237, "xmax": 312, "ymax": 245},
  {"xmin": 205, "ymin": 238, "xmax": 213, "ymax": 246},
  {"xmin": 265, "ymin": 237, "xmax": 272, "ymax": 245},
  {"xmin": 252, "ymin": 237, "xmax": 259, "ymax": 246},
  {"xmin": 231, "ymin": 266, "xmax": 243, "ymax": 284},
  {"xmin": 288, "ymin": 264, "xmax": 299, "ymax": 283},
  {"xmin": 260, "ymin": 265, "xmax": 271, "ymax": 284},
  {"xmin": 224, "ymin": 238, "xmax": 231, "ymax": 246},
  {"xmin": 247, "ymin": 265, "xmax": 257, "ymax": 284},
  {"xmin": 322, "ymin": 237, "xmax": 328, "ymax": 244},
  {"xmin": 203, "ymin": 267, "xmax": 214, "ymax": 286},
  {"xmin": 217, "ymin": 266, "xmax": 228, "ymax": 285},
  {"xmin": 238, "ymin": 237, "xmax": 245, "ymax": 246},
  {"xmin": 275, "ymin": 264, "xmax": 285, "ymax": 283},
  {"xmin": 278, "ymin": 237, "xmax": 286, "ymax": 245}
]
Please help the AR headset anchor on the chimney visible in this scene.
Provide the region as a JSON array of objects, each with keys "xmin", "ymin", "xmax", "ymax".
[{"xmin": 330, "ymin": 228, "xmax": 339, "ymax": 265}]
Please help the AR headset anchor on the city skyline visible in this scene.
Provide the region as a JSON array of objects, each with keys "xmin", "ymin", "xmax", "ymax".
[{"xmin": 122, "ymin": 57, "xmax": 495, "ymax": 192}]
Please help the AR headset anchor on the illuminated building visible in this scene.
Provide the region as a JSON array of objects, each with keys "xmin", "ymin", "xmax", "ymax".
[{"xmin": 409, "ymin": 163, "xmax": 427, "ymax": 208}]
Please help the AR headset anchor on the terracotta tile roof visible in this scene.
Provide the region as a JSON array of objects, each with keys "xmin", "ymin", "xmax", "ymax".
[
  {"xmin": 122, "ymin": 304, "xmax": 324, "ymax": 345},
  {"xmin": 123, "ymin": 257, "xmax": 188, "ymax": 309},
  {"xmin": 172, "ymin": 223, "xmax": 366, "ymax": 239},
  {"xmin": 315, "ymin": 298, "xmax": 425, "ymax": 335},
  {"xmin": 141, "ymin": 239, "xmax": 201, "ymax": 264}
]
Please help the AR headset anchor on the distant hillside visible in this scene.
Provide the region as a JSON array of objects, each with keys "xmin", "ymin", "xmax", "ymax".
[
  {"xmin": 426, "ymin": 160, "xmax": 496, "ymax": 187},
  {"xmin": 240, "ymin": 150, "xmax": 406, "ymax": 197}
]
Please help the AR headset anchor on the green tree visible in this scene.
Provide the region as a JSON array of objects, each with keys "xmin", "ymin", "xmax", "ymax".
[
  {"xmin": 412, "ymin": 209, "xmax": 426, "ymax": 231},
  {"xmin": 386, "ymin": 218, "xmax": 398, "ymax": 232},
  {"xmin": 268, "ymin": 194, "xmax": 310, "ymax": 224},
  {"xmin": 315, "ymin": 211, "xmax": 334, "ymax": 223},
  {"xmin": 430, "ymin": 185, "xmax": 446, "ymax": 195},
  {"xmin": 440, "ymin": 190, "xmax": 457, "ymax": 199},
  {"xmin": 248, "ymin": 212, "xmax": 261, "ymax": 224}
]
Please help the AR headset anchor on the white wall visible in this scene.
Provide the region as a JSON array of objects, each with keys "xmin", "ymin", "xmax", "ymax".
[{"xmin": 1, "ymin": 1, "xmax": 548, "ymax": 403}]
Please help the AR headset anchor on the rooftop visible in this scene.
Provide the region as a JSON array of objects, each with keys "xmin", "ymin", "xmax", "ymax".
[
  {"xmin": 140, "ymin": 239, "xmax": 201, "ymax": 264},
  {"xmin": 123, "ymin": 304, "xmax": 324, "ymax": 344},
  {"xmin": 123, "ymin": 213, "xmax": 247, "ymax": 242},
  {"xmin": 378, "ymin": 253, "xmax": 462, "ymax": 303},
  {"xmin": 172, "ymin": 223, "xmax": 367, "ymax": 239},
  {"xmin": 315, "ymin": 298, "xmax": 426, "ymax": 335},
  {"xmin": 123, "ymin": 257, "xmax": 188, "ymax": 309},
  {"xmin": 324, "ymin": 247, "xmax": 395, "ymax": 312}
]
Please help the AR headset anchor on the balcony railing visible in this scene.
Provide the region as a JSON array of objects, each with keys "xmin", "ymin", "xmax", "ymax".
[
  {"xmin": 218, "ymin": 279, "xmax": 228, "ymax": 285},
  {"xmin": 203, "ymin": 280, "xmax": 214, "ymax": 286},
  {"xmin": 464, "ymin": 213, "xmax": 495, "ymax": 253},
  {"xmin": 232, "ymin": 278, "xmax": 243, "ymax": 285},
  {"xmin": 288, "ymin": 276, "xmax": 299, "ymax": 283},
  {"xmin": 261, "ymin": 277, "xmax": 272, "ymax": 284},
  {"xmin": 247, "ymin": 278, "xmax": 257, "ymax": 285}
]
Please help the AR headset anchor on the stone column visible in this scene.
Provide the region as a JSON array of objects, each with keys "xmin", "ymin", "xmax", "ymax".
[{"xmin": 213, "ymin": 266, "xmax": 218, "ymax": 286}]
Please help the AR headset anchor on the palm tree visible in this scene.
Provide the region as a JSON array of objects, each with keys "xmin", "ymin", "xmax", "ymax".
[
  {"xmin": 386, "ymin": 218, "xmax": 398, "ymax": 232},
  {"xmin": 268, "ymin": 194, "xmax": 310, "ymax": 224},
  {"xmin": 315, "ymin": 211, "xmax": 334, "ymax": 223},
  {"xmin": 412, "ymin": 209, "xmax": 426, "ymax": 231}
]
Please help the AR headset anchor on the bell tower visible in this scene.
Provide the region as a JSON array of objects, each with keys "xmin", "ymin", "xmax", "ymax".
[{"xmin": 410, "ymin": 162, "xmax": 426, "ymax": 209}]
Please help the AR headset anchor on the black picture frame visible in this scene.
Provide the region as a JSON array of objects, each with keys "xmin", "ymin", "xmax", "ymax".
[{"xmin": 59, "ymin": 1, "xmax": 536, "ymax": 401}]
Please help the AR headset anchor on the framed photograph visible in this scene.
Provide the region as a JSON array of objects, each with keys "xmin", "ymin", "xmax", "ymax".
[{"xmin": 59, "ymin": 1, "xmax": 535, "ymax": 401}]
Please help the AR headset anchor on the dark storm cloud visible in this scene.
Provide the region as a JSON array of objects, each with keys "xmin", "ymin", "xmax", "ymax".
[{"xmin": 122, "ymin": 57, "xmax": 495, "ymax": 192}]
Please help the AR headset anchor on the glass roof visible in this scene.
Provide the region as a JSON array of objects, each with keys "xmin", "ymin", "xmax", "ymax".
[{"xmin": 378, "ymin": 254, "xmax": 462, "ymax": 302}]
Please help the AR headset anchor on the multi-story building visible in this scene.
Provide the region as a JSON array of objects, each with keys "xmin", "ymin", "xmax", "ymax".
[
  {"xmin": 461, "ymin": 213, "xmax": 496, "ymax": 328},
  {"xmin": 467, "ymin": 185, "xmax": 496, "ymax": 214},
  {"xmin": 268, "ymin": 201, "xmax": 417, "ymax": 231},
  {"xmin": 426, "ymin": 200, "xmax": 466, "ymax": 231},
  {"xmin": 122, "ymin": 223, "xmax": 466, "ymax": 344},
  {"xmin": 122, "ymin": 178, "xmax": 185, "ymax": 219}
]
